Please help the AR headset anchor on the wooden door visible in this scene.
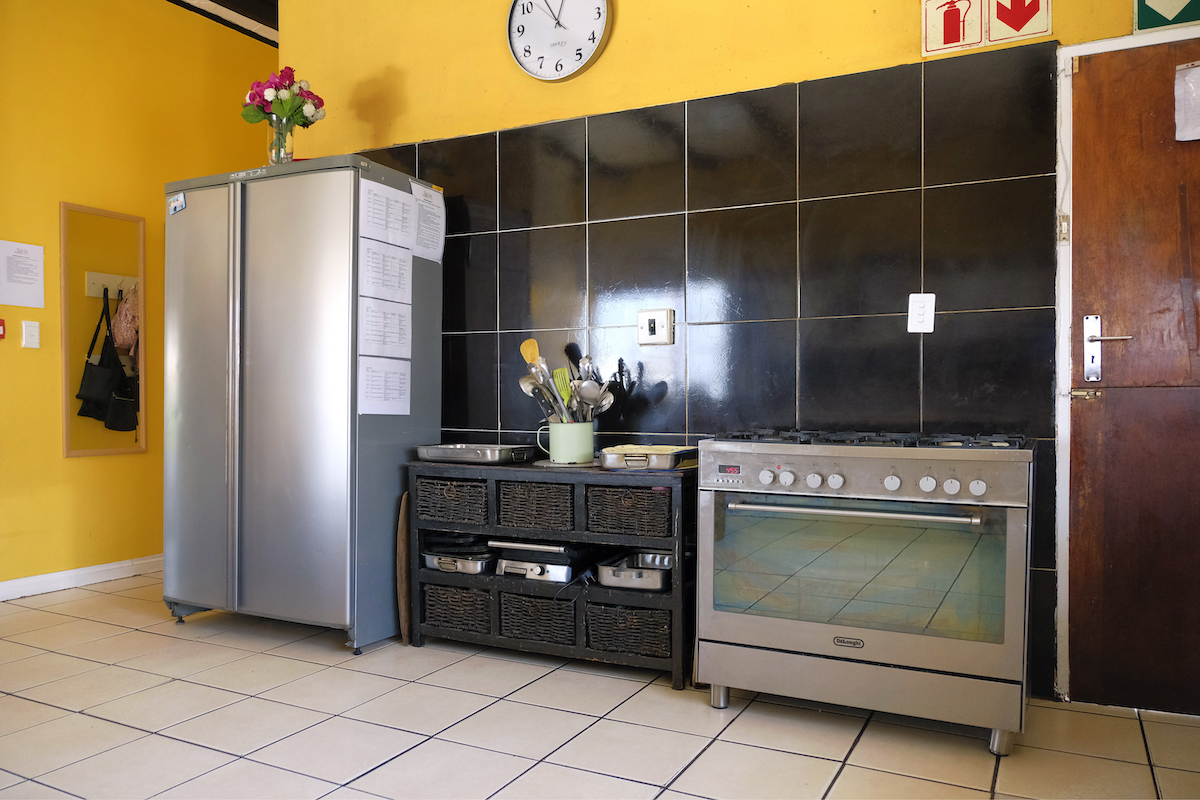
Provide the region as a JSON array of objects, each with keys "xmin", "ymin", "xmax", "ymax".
[{"xmin": 1070, "ymin": 39, "xmax": 1200, "ymax": 714}]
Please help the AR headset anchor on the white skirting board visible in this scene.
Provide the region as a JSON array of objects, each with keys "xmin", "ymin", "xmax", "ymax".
[{"xmin": 0, "ymin": 554, "xmax": 164, "ymax": 602}]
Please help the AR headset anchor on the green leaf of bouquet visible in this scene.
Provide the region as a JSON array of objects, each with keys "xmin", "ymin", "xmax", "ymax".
[
  {"xmin": 271, "ymin": 97, "xmax": 286, "ymax": 117},
  {"xmin": 241, "ymin": 104, "xmax": 267, "ymax": 124},
  {"xmin": 284, "ymin": 94, "xmax": 303, "ymax": 117}
]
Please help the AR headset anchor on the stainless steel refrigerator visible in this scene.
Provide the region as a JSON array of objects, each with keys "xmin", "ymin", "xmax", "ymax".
[{"xmin": 163, "ymin": 155, "xmax": 443, "ymax": 650}]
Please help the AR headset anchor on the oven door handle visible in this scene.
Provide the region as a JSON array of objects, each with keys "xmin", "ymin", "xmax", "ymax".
[{"xmin": 726, "ymin": 502, "xmax": 982, "ymax": 527}]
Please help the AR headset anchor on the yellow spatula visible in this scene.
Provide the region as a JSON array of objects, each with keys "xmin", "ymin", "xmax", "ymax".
[{"xmin": 520, "ymin": 338, "xmax": 540, "ymax": 365}]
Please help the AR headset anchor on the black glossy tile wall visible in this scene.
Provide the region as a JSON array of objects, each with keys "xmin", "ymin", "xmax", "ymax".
[
  {"xmin": 687, "ymin": 320, "xmax": 798, "ymax": 434},
  {"xmin": 442, "ymin": 333, "xmax": 498, "ymax": 430},
  {"xmin": 417, "ymin": 133, "xmax": 498, "ymax": 234},
  {"xmin": 687, "ymin": 84, "xmax": 798, "ymax": 210},
  {"xmin": 588, "ymin": 104, "xmax": 685, "ymax": 220},
  {"xmin": 799, "ymin": 190, "xmax": 921, "ymax": 317},
  {"xmin": 363, "ymin": 145, "xmax": 416, "ymax": 177},
  {"xmin": 498, "ymin": 329, "xmax": 585, "ymax": 431},
  {"xmin": 498, "ymin": 225, "xmax": 587, "ymax": 331},
  {"xmin": 442, "ymin": 234, "xmax": 497, "ymax": 333},
  {"xmin": 499, "ymin": 119, "xmax": 586, "ymax": 229},
  {"xmin": 589, "ymin": 326, "xmax": 687, "ymax": 434},
  {"xmin": 925, "ymin": 41, "xmax": 1057, "ymax": 185},
  {"xmin": 797, "ymin": 316, "xmax": 920, "ymax": 432},
  {"xmin": 1028, "ymin": 568, "xmax": 1057, "ymax": 699},
  {"xmin": 588, "ymin": 216, "xmax": 685, "ymax": 328},
  {"xmin": 687, "ymin": 205, "xmax": 798, "ymax": 323},
  {"xmin": 799, "ymin": 64, "xmax": 922, "ymax": 198},
  {"xmin": 1032, "ymin": 440, "xmax": 1056, "ymax": 570}
]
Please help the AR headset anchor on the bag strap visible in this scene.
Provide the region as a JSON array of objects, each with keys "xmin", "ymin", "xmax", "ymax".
[{"xmin": 86, "ymin": 287, "xmax": 112, "ymax": 358}]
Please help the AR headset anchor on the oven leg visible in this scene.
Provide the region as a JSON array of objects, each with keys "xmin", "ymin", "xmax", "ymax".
[
  {"xmin": 989, "ymin": 729, "xmax": 1015, "ymax": 756},
  {"xmin": 710, "ymin": 684, "xmax": 730, "ymax": 709}
]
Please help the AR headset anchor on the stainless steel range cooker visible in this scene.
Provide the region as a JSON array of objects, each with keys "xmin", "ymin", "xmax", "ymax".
[{"xmin": 696, "ymin": 431, "xmax": 1034, "ymax": 755}]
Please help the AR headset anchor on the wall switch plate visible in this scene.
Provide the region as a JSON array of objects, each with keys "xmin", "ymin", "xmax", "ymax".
[
  {"xmin": 907, "ymin": 293, "xmax": 935, "ymax": 333},
  {"xmin": 22, "ymin": 320, "xmax": 39, "ymax": 348},
  {"xmin": 637, "ymin": 309, "xmax": 675, "ymax": 345},
  {"xmin": 0, "ymin": 319, "xmax": 5, "ymax": 339}
]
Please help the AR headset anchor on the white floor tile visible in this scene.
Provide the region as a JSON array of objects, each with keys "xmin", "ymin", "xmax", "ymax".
[
  {"xmin": 0, "ymin": 781, "xmax": 79, "ymax": 798},
  {"xmin": 477, "ymin": 646, "xmax": 570, "ymax": 667},
  {"xmin": 719, "ymin": 700, "xmax": 867, "ymax": 760},
  {"xmin": 1016, "ymin": 704, "xmax": 1148, "ymax": 762},
  {"xmin": 0, "ymin": 713, "xmax": 144, "ymax": 778},
  {"xmin": 117, "ymin": 638, "xmax": 251, "ymax": 678},
  {"xmin": 84, "ymin": 575, "xmax": 161, "ymax": 593},
  {"xmin": 0, "ymin": 696, "xmax": 70, "ymax": 738},
  {"xmin": 0, "ymin": 771, "xmax": 19, "ymax": 792},
  {"xmin": 58, "ymin": 629, "xmax": 182, "ymax": 664},
  {"xmin": 508, "ymin": 669, "xmax": 646, "ymax": 716},
  {"xmin": 494, "ymin": 762, "xmax": 660, "ymax": 799},
  {"xmin": 439, "ymin": 699, "xmax": 595, "ymax": 759},
  {"xmin": 548, "ymin": 719, "xmax": 708, "ymax": 786},
  {"xmin": 140, "ymin": 610, "xmax": 260, "ymax": 641},
  {"xmin": 608, "ymin": 683, "xmax": 749, "ymax": 737},
  {"xmin": 187, "ymin": 652, "xmax": 326, "ymax": 694},
  {"xmin": 849, "ymin": 721, "xmax": 997, "ymax": 791},
  {"xmin": 995, "ymin": 744, "xmax": 1157, "ymax": 799},
  {"xmin": 827, "ymin": 765, "xmax": 990, "ymax": 799},
  {"xmin": 341, "ymin": 642, "xmax": 470, "ymax": 681},
  {"xmin": 259, "ymin": 666, "xmax": 402, "ymax": 714},
  {"xmin": 671, "ymin": 739, "xmax": 840, "ymax": 799},
  {"xmin": 1156, "ymin": 766, "xmax": 1200, "ymax": 800},
  {"xmin": 0, "ymin": 609, "xmax": 75, "ymax": 638},
  {"xmin": 265, "ymin": 629, "xmax": 361, "ymax": 665},
  {"xmin": 18, "ymin": 664, "xmax": 168, "ymax": 711},
  {"xmin": 0, "ymin": 652, "xmax": 103, "ymax": 693},
  {"xmin": 6, "ymin": 588, "xmax": 101, "ymax": 609},
  {"xmin": 87, "ymin": 679, "xmax": 244, "ymax": 731},
  {"xmin": 203, "ymin": 619, "xmax": 327, "ymax": 652},
  {"xmin": 1141, "ymin": 708, "xmax": 1200, "ymax": 728},
  {"xmin": 112, "ymin": 583, "xmax": 168, "ymax": 602},
  {"xmin": 348, "ymin": 738, "xmax": 533, "ymax": 800},
  {"xmin": 558, "ymin": 659, "xmax": 662, "ymax": 683},
  {"xmin": 0, "ymin": 640, "xmax": 44, "ymax": 666},
  {"xmin": 344, "ymin": 681, "xmax": 496, "ymax": 735},
  {"xmin": 162, "ymin": 696, "xmax": 329, "ymax": 756},
  {"xmin": 157, "ymin": 758, "xmax": 338, "ymax": 799},
  {"xmin": 1144, "ymin": 720, "xmax": 1200, "ymax": 771},
  {"xmin": 37, "ymin": 733, "xmax": 232, "ymax": 800},
  {"xmin": 249, "ymin": 716, "xmax": 425, "ymax": 784},
  {"xmin": 418, "ymin": 653, "xmax": 554, "ymax": 696}
]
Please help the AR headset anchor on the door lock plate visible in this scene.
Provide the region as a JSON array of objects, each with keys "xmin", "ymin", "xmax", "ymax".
[{"xmin": 1083, "ymin": 315, "xmax": 1102, "ymax": 381}]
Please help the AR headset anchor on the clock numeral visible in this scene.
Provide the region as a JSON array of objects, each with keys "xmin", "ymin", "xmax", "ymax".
[
  {"xmin": 537, "ymin": 56, "xmax": 544, "ymax": 68},
  {"xmin": 555, "ymin": 59, "xmax": 563, "ymax": 72},
  {"xmin": 595, "ymin": 6, "xmax": 602, "ymax": 19},
  {"xmin": 588, "ymin": 30, "xmax": 596, "ymax": 43},
  {"xmin": 575, "ymin": 48, "xmax": 583, "ymax": 61},
  {"xmin": 520, "ymin": 2, "xmax": 533, "ymax": 13},
  {"xmin": 516, "ymin": 24, "xmax": 524, "ymax": 36},
  {"xmin": 523, "ymin": 45, "xmax": 531, "ymax": 57}
]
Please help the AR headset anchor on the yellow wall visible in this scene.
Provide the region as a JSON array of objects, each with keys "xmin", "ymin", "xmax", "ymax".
[
  {"xmin": 283, "ymin": 0, "xmax": 1133, "ymax": 159},
  {"xmin": 0, "ymin": 0, "xmax": 276, "ymax": 582}
]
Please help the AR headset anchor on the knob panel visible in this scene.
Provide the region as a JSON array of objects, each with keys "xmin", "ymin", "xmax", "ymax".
[
  {"xmin": 969, "ymin": 480, "xmax": 987, "ymax": 496},
  {"xmin": 758, "ymin": 470, "xmax": 775, "ymax": 485},
  {"xmin": 827, "ymin": 473, "xmax": 845, "ymax": 489},
  {"xmin": 943, "ymin": 478, "xmax": 961, "ymax": 495},
  {"xmin": 919, "ymin": 476, "xmax": 937, "ymax": 492},
  {"xmin": 883, "ymin": 475, "xmax": 901, "ymax": 491},
  {"xmin": 805, "ymin": 473, "xmax": 823, "ymax": 489}
]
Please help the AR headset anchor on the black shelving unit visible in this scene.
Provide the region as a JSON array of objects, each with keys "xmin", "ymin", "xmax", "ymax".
[{"xmin": 407, "ymin": 461, "xmax": 696, "ymax": 689}]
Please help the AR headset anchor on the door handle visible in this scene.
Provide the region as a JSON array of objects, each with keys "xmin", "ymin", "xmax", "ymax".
[{"xmin": 1083, "ymin": 315, "xmax": 1133, "ymax": 381}]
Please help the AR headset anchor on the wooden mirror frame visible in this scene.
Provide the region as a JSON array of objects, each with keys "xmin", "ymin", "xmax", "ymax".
[{"xmin": 59, "ymin": 203, "xmax": 147, "ymax": 457}]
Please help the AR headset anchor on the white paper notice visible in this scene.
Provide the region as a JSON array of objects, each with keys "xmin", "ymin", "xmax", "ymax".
[
  {"xmin": 411, "ymin": 182, "xmax": 446, "ymax": 263},
  {"xmin": 359, "ymin": 296, "xmax": 411, "ymax": 360},
  {"xmin": 358, "ymin": 356, "xmax": 410, "ymax": 416},
  {"xmin": 359, "ymin": 238, "xmax": 412, "ymax": 304},
  {"xmin": 1177, "ymin": 61, "xmax": 1200, "ymax": 141},
  {"xmin": 359, "ymin": 179, "xmax": 415, "ymax": 249},
  {"xmin": 0, "ymin": 240, "xmax": 45, "ymax": 308}
]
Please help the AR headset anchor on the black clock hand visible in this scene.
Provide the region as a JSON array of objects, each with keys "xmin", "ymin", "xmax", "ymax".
[
  {"xmin": 555, "ymin": 0, "xmax": 568, "ymax": 28},
  {"xmin": 533, "ymin": 1, "xmax": 556, "ymax": 22},
  {"xmin": 542, "ymin": 0, "xmax": 566, "ymax": 29}
]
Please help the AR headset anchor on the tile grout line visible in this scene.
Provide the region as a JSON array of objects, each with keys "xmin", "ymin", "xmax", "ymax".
[
  {"xmin": 819, "ymin": 709, "xmax": 874, "ymax": 800},
  {"xmin": 1137, "ymin": 709, "xmax": 1164, "ymax": 800}
]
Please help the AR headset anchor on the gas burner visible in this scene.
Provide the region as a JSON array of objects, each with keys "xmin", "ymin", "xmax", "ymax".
[
  {"xmin": 861, "ymin": 432, "xmax": 922, "ymax": 447},
  {"xmin": 917, "ymin": 434, "xmax": 1027, "ymax": 449},
  {"xmin": 723, "ymin": 428, "xmax": 786, "ymax": 442},
  {"xmin": 811, "ymin": 431, "xmax": 872, "ymax": 445}
]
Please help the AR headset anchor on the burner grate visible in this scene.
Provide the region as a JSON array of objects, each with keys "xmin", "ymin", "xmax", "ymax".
[{"xmin": 717, "ymin": 430, "xmax": 1027, "ymax": 449}]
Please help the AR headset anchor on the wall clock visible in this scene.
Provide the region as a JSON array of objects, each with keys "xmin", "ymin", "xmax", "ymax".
[{"xmin": 507, "ymin": 0, "xmax": 612, "ymax": 81}]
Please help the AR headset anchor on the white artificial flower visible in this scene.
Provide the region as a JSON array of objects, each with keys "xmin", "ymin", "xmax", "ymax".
[
  {"xmin": 245, "ymin": 91, "xmax": 253, "ymax": 103},
  {"xmin": 264, "ymin": 87, "xmax": 276, "ymax": 101},
  {"xmin": 315, "ymin": 108, "xmax": 326, "ymax": 121},
  {"xmin": 278, "ymin": 88, "xmax": 290, "ymax": 101},
  {"xmin": 298, "ymin": 80, "xmax": 310, "ymax": 91},
  {"xmin": 303, "ymin": 102, "xmax": 316, "ymax": 119}
]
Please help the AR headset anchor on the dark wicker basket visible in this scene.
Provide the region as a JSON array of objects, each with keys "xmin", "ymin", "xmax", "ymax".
[
  {"xmin": 586, "ymin": 486, "xmax": 672, "ymax": 537},
  {"xmin": 423, "ymin": 585, "xmax": 490, "ymax": 634},
  {"xmin": 500, "ymin": 592, "xmax": 575, "ymax": 645},
  {"xmin": 498, "ymin": 481, "xmax": 573, "ymax": 530},
  {"xmin": 415, "ymin": 477, "xmax": 488, "ymax": 525},
  {"xmin": 586, "ymin": 603, "xmax": 671, "ymax": 658}
]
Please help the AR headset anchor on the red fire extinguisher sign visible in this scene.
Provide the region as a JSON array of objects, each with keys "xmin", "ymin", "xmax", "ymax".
[{"xmin": 923, "ymin": 0, "xmax": 983, "ymax": 55}]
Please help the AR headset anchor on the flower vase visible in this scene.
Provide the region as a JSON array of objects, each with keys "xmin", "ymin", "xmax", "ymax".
[{"xmin": 267, "ymin": 114, "xmax": 295, "ymax": 166}]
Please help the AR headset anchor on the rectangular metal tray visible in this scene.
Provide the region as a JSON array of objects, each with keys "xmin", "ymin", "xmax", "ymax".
[
  {"xmin": 423, "ymin": 553, "xmax": 495, "ymax": 574},
  {"xmin": 416, "ymin": 444, "xmax": 538, "ymax": 464},
  {"xmin": 597, "ymin": 555, "xmax": 669, "ymax": 591},
  {"xmin": 599, "ymin": 445, "xmax": 698, "ymax": 471}
]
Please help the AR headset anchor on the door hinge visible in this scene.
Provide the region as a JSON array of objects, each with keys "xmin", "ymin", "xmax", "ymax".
[
  {"xmin": 1057, "ymin": 214, "xmax": 1071, "ymax": 243},
  {"xmin": 1070, "ymin": 389, "xmax": 1103, "ymax": 400}
]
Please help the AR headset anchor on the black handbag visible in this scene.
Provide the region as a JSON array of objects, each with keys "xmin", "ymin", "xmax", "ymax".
[
  {"xmin": 77, "ymin": 288, "xmax": 123, "ymax": 421},
  {"xmin": 105, "ymin": 370, "xmax": 139, "ymax": 431}
]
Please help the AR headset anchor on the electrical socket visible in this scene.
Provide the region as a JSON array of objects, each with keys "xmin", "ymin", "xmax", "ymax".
[{"xmin": 637, "ymin": 309, "xmax": 675, "ymax": 345}]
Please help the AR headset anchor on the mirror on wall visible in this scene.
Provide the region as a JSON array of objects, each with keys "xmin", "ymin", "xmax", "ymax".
[{"xmin": 59, "ymin": 203, "xmax": 146, "ymax": 457}]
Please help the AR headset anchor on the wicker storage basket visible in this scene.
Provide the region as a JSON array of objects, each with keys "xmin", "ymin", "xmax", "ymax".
[
  {"xmin": 415, "ymin": 477, "xmax": 488, "ymax": 525},
  {"xmin": 498, "ymin": 481, "xmax": 573, "ymax": 530},
  {"xmin": 423, "ymin": 585, "xmax": 490, "ymax": 633},
  {"xmin": 586, "ymin": 603, "xmax": 671, "ymax": 658},
  {"xmin": 586, "ymin": 486, "xmax": 672, "ymax": 537},
  {"xmin": 500, "ymin": 592, "xmax": 575, "ymax": 645}
]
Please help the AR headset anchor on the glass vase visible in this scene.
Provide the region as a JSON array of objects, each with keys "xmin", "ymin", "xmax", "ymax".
[{"xmin": 267, "ymin": 113, "xmax": 295, "ymax": 166}]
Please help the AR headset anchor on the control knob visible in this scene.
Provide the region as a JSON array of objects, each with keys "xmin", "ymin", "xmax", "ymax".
[
  {"xmin": 969, "ymin": 479, "xmax": 987, "ymax": 497},
  {"xmin": 943, "ymin": 478, "xmax": 961, "ymax": 495},
  {"xmin": 919, "ymin": 476, "xmax": 937, "ymax": 492},
  {"xmin": 778, "ymin": 471, "xmax": 796, "ymax": 487},
  {"xmin": 758, "ymin": 470, "xmax": 775, "ymax": 485},
  {"xmin": 883, "ymin": 475, "xmax": 901, "ymax": 491},
  {"xmin": 827, "ymin": 474, "xmax": 845, "ymax": 489},
  {"xmin": 805, "ymin": 473, "xmax": 823, "ymax": 488}
]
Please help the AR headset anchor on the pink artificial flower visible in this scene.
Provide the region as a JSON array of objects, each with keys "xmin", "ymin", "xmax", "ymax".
[
  {"xmin": 308, "ymin": 92, "xmax": 324, "ymax": 109},
  {"xmin": 279, "ymin": 66, "xmax": 295, "ymax": 86},
  {"xmin": 265, "ymin": 72, "xmax": 281, "ymax": 90}
]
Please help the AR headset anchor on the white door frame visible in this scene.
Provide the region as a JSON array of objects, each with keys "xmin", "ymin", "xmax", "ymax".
[{"xmin": 1054, "ymin": 25, "xmax": 1200, "ymax": 700}]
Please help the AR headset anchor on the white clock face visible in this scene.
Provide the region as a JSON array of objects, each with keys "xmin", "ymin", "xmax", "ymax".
[{"xmin": 508, "ymin": 0, "xmax": 611, "ymax": 81}]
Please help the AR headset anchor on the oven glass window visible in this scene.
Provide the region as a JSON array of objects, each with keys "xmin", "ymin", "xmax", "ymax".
[{"xmin": 712, "ymin": 494, "xmax": 1008, "ymax": 644}]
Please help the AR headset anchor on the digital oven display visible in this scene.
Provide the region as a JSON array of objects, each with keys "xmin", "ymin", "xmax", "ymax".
[{"xmin": 718, "ymin": 465, "xmax": 741, "ymax": 475}]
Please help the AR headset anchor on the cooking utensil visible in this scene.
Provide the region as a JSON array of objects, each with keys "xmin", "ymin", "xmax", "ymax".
[
  {"xmin": 519, "ymin": 374, "xmax": 560, "ymax": 423},
  {"xmin": 553, "ymin": 367, "xmax": 572, "ymax": 407},
  {"xmin": 599, "ymin": 444, "xmax": 698, "ymax": 470},
  {"xmin": 520, "ymin": 338, "xmax": 540, "ymax": 365},
  {"xmin": 596, "ymin": 391, "xmax": 614, "ymax": 414},
  {"xmin": 416, "ymin": 444, "xmax": 538, "ymax": 464}
]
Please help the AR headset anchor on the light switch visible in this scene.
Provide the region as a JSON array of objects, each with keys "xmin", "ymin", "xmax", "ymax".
[
  {"xmin": 637, "ymin": 309, "xmax": 675, "ymax": 345},
  {"xmin": 22, "ymin": 320, "xmax": 40, "ymax": 348},
  {"xmin": 907, "ymin": 293, "xmax": 935, "ymax": 334}
]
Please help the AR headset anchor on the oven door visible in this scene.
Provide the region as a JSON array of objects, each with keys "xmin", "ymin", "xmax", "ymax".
[{"xmin": 697, "ymin": 490, "xmax": 1029, "ymax": 682}]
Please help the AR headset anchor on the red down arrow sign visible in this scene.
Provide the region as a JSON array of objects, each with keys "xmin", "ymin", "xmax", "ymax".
[{"xmin": 996, "ymin": 0, "xmax": 1040, "ymax": 31}]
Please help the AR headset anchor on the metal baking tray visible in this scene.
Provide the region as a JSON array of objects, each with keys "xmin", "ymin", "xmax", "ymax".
[
  {"xmin": 597, "ymin": 553, "xmax": 670, "ymax": 591},
  {"xmin": 423, "ymin": 553, "xmax": 495, "ymax": 574},
  {"xmin": 599, "ymin": 444, "xmax": 698, "ymax": 471},
  {"xmin": 416, "ymin": 444, "xmax": 538, "ymax": 464}
]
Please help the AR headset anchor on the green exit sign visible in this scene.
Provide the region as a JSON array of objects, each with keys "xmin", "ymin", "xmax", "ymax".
[{"xmin": 1137, "ymin": 0, "xmax": 1200, "ymax": 30}]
